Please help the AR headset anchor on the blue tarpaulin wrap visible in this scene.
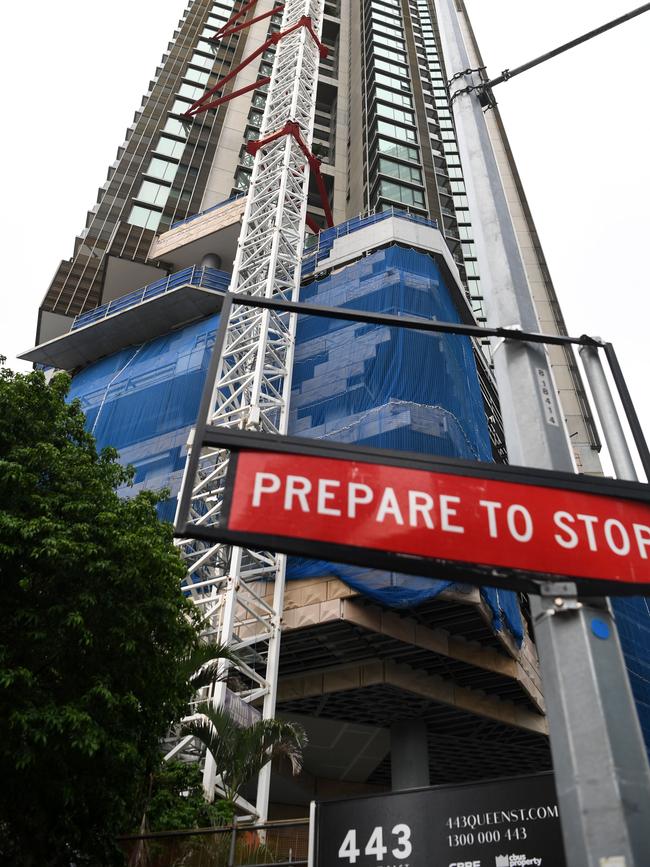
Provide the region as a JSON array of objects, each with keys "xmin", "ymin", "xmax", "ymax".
[
  {"xmin": 612, "ymin": 596, "xmax": 650, "ymax": 753},
  {"xmin": 67, "ymin": 244, "xmax": 523, "ymax": 643},
  {"xmin": 287, "ymin": 246, "xmax": 523, "ymax": 643},
  {"xmin": 68, "ymin": 316, "xmax": 218, "ymax": 522}
]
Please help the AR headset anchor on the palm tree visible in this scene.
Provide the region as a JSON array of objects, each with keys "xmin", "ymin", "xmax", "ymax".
[
  {"xmin": 180, "ymin": 640, "xmax": 242, "ymax": 691},
  {"xmin": 182, "ymin": 707, "xmax": 307, "ymax": 810},
  {"xmin": 128, "ymin": 641, "xmax": 243, "ymax": 865}
]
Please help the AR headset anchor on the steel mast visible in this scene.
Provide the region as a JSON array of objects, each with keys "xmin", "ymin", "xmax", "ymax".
[{"xmin": 169, "ymin": 0, "xmax": 325, "ymax": 822}]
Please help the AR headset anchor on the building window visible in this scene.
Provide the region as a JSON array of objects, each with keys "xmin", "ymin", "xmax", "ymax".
[
  {"xmin": 233, "ymin": 168, "xmax": 251, "ymax": 191},
  {"xmin": 373, "ymin": 44, "xmax": 408, "ymax": 64},
  {"xmin": 375, "ymin": 87, "xmax": 413, "ymax": 108},
  {"xmin": 185, "ymin": 68, "xmax": 210, "ymax": 86},
  {"xmin": 136, "ymin": 180, "xmax": 171, "ymax": 207},
  {"xmin": 379, "ymin": 180, "xmax": 425, "ymax": 207},
  {"xmin": 179, "ymin": 82, "xmax": 205, "ymax": 100},
  {"xmin": 371, "ymin": 22, "xmax": 404, "ymax": 40},
  {"xmin": 376, "ymin": 103, "xmax": 415, "ymax": 125},
  {"xmin": 163, "ymin": 117, "xmax": 190, "ymax": 138},
  {"xmin": 371, "ymin": 4, "xmax": 401, "ymax": 23},
  {"xmin": 377, "ymin": 119, "xmax": 417, "ymax": 142},
  {"xmin": 154, "ymin": 135, "xmax": 186, "ymax": 159},
  {"xmin": 145, "ymin": 157, "xmax": 179, "ymax": 182},
  {"xmin": 379, "ymin": 157, "xmax": 422, "ymax": 184},
  {"xmin": 197, "ymin": 39, "xmax": 217, "ymax": 55},
  {"xmin": 170, "ymin": 98, "xmax": 193, "ymax": 115},
  {"xmin": 190, "ymin": 52, "xmax": 214, "ymax": 69},
  {"xmin": 372, "ymin": 33, "xmax": 406, "ymax": 52},
  {"xmin": 373, "ymin": 57, "xmax": 409, "ymax": 78},
  {"xmin": 377, "ymin": 137, "xmax": 419, "ymax": 162},
  {"xmin": 375, "ymin": 71, "xmax": 411, "ymax": 92},
  {"xmin": 127, "ymin": 205, "xmax": 163, "ymax": 231}
]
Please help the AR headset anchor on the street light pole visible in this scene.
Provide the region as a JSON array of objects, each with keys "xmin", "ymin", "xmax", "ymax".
[{"xmin": 436, "ymin": 1, "xmax": 650, "ymax": 864}]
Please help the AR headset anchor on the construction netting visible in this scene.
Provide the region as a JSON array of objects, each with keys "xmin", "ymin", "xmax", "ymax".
[
  {"xmin": 68, "ymin": 315, "xmax": 219, "ymax": 523},
  {"xmin": 612, "ymin": 596, "xmax": 650, "ymax": 752},
  {"xmin": 288, "ymin": 246, "xmax": 522, "ymax": 642},
  {"xmin": 67, "ymin": 244, "xmax": 523, "ymax": 643}
]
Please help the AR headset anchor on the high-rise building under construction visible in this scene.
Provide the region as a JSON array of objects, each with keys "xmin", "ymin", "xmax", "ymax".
[{"xmin": 24, "ymin": 0, "xmax": 650, "ymax": 817}]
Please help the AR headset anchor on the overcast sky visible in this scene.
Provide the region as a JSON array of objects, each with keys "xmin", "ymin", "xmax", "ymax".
[{"xmin": 1, "ymin": 0, "xmax": 648, "ymax": 472}]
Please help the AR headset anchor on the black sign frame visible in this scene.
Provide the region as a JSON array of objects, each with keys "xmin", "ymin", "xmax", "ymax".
[
  {"xmin": 309, "ymin": 771, "xmax": 566, "ymax": 867},
  {"xmin": 174, "ymin": 291, "xmax": 650, "ymax": 596},
  {"xmin": 176, "ymin": 425, "xmax": 650, "ymax": 596}
]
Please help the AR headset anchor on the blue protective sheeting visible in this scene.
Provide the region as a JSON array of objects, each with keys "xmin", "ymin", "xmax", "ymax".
[
  {"xmin": 287, "ymin": 246, "xmax": 523, "ymax": 643},
  {"xmin": 611, "ymin": 596, "xmax": 650, "ymax": 754},
  {"xmin": 66, "ymin": 244, "xmax": 523, "ymax": 643},
  {"xmin": 291, "ymin": 247, "xmax": 492, "ymax": 461},
  {"xmin": 68, "ymin": 315, "xmax": 218, "ymax": 522}
]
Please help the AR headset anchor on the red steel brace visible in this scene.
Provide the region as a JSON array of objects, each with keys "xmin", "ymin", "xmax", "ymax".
[
  {"xmin": 213, "ymin": 0, "xmax": 262, "ymax": 39},
  {"xmin": 190, "ymin": 76, "xmax": 271, "ymax": 114},
  {"xmin": 212, "ymin": 5, "xmax": 285, "ymax": 42},
  {"xmin": 184, "ymin": 16, "xmax": 328, "ymax": 118},
  {"xmin": 305, "ymin": 214, "xmax": 322, "ymax": 235},
  {"xmin": 247, "ymin": 120, "xmax": 334, "ymax": 227}
]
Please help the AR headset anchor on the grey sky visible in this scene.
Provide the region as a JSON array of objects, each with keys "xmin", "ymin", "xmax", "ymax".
[{"xmin": 2, "ymin": 0, "xmax": 648, "ymax": 471}]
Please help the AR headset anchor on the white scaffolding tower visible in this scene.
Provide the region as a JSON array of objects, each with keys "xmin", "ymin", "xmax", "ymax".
[{"xmin": 169, "ymin": 0, "xmax": 325, "ymax": 823}]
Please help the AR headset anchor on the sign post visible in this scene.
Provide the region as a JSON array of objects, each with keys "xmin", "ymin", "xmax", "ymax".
[
  {"xmin": 176, "ymin": 299, "xmax": 650, "ymax": 863},
  {"xmin": 436, "ymin": 3, "xmax": 650, "ymax": 862}
]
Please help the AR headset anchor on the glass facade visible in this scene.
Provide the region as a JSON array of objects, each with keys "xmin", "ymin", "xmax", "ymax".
[
  {"xmin": 414, "ymin": 0, "xmax": 487, "ymax": 327},
  {"xmin": 40, "ymin": 0, "xmax": 247, "ymax": 318},
  {"xmin": 227, "ymin": 2, "xmax": 339, "ymax": 228},
  {"xmin": 362, "ymin": 0, "xmax": 428, "ymax": 217}
]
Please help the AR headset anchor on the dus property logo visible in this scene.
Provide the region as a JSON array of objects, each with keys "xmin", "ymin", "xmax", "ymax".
[{"xmin": 494, "ymin": 856, "xmax": 542, "ymax": 867}]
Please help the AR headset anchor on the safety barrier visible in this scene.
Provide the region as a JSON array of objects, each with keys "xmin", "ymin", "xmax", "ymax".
[{"xmin": 70, "ymin": 266, "xmax": 230, "ymax": 331}]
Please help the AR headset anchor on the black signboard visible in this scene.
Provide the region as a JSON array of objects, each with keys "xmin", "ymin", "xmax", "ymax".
[{"xmin": 311, "ymin": 772, "xmax": 565, "ymax": 867}]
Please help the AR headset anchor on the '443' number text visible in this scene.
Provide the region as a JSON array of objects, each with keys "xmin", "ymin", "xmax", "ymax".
[{"xmin": 338, "ymin": 825, "xmax": 412, "ymax": 864}]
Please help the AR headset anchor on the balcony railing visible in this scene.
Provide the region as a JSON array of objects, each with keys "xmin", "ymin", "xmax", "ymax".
[
  {"xmin": 71, "ymin": 266, "xmax": 231, "ymax": 331},
  {"xmin": 302, "ymin": 206, "xmax": 439, "ymax": 275}
]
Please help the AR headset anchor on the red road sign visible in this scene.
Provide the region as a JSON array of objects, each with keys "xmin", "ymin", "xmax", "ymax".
[{"xmin": 218, "ymin": 444, "xmax": 650, "ymax": 594}]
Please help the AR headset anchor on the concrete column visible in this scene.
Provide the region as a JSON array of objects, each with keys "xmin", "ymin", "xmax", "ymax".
[
  {"xmin": 201, "ymin": 253, "xmax": 222, "ymax": 269},
  {"xmin": 390, "ymin": 719, "xmax": 429, "ymax": 790}
]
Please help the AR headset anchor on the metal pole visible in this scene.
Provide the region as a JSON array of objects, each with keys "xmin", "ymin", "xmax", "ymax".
[
  {"xmin": 579, "ymin": 344, "xmax": 637, "ymax": 481},
  {"xmin": 436, "ymin": 2, "xmax": 650, "ymax": 864},
  {"xmin": 485, "ymin": 2, "xmax": 650, "ymax": 89},
  {"xmin": 603, "ymin": 342, "xmax": 650, "ymax": 481}
]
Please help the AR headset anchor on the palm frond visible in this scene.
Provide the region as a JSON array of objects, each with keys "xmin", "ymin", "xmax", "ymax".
[
  {"xmin": 180, "ymin": 642, "xmax": 241, "ymax": 690},
  {"xmin": 182, "ymin": 707, "xmax": 308, "ymax": 804}
]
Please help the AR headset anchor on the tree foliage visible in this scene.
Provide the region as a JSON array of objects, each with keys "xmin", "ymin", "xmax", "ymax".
[
  {"xmin": 143, "ymin": 761, "xmax": 234, "ymax": 832},
  {"xmin": 0, "ymin": 365, "xmax": 202, "ymax": 865}
]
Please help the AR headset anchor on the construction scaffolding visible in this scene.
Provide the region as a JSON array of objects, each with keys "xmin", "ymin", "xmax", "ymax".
[{"xmin": 169, "ymin": 0, "xmax": 326, "ymax": 822}]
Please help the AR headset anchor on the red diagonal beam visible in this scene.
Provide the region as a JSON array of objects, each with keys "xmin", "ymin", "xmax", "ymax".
[
  {"xmin": 191, "ymin": 77, "xmax": 271, "ymax": 114},
  {"xmin": 305, "ymin": 214, "xmax": 322, "ymax": 235},
  {"xmin": 310, "ymin": 159, "xmax": 335, "ymax": 228},
  {"xmin": 184, "ymin": 16, "xmax": 328, "ymax": 119},
  {"xmin": 214, "ymin": 0, "xmax": 260, "ymax": 38},
  {"xmin": 212, "ymin": 5, "xmax": 285, "ymax": 41},
  {"xmin": 247, "ymin": 120, "xmax": 334, "ymax": 227},
  {"xmin": 184, "ymin": 37, "xmax": 273, "ymax": 116}
]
